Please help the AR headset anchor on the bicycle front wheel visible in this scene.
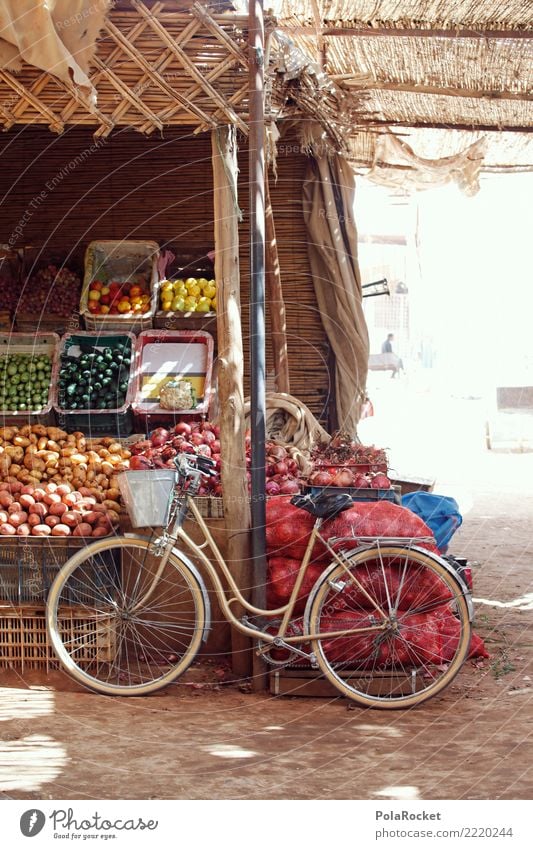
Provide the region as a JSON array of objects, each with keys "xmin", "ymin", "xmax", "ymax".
[
  {"xmin": 46, "ymin": 535, "xmax": 207, "ymax": 696},
  {"xmin": 307, "ymin": 545, "xmax": 472, "ymax": 709}
]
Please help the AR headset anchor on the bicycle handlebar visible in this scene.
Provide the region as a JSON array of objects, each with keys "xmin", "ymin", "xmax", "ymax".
[{"xmin": 174, "ymin": 452, "xmax": 218, "ymax": 477}]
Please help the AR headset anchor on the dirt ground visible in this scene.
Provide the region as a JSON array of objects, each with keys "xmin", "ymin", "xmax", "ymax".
[{"xmin": 0, "ymin": 389, "xmax": 532, "ymax": 801}]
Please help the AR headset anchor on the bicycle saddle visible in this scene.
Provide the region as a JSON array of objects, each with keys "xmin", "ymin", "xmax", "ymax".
[{"xmin": 290, "ymin": 491, "xmax": 353, "ymax": 521}]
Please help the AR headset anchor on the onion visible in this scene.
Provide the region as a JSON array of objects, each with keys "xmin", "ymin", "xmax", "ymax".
[
  {"xmin": 178, "ymin": 442, "xmax": 195, "ymax": 454},
  {"xmin": 371, "ymin": 473, "xmax": 391, "ymax": 489},
  {"xmin": 267, "ymin": 444, "xmax": 287, "ymax": 461},
  {"xmin": 213, "ymin": 425, "xmax": 221, "ymax": 438},
  {"xmin": 200, "ymin": 422, "xmax": 214, "ymax": 434},
  {"xmin": 310, "ymin": 470, "xmax": 333, "ymax": 487},
  {"xmin": 131, "ymin": 439, "xmax": 152, "ymax": 456},
  {"xmin": 211, "ymin": 439, "xmax": 221, "ymax": 454},
  {"xmin": 286, "ymin": 459, "xmax": 299, "ymax": 474},
  {"xmin": 265, "ymin": 481, "xmax": 281, "ymax": 496},
  {"xmin": 174, "ymin": 422, "xmax": 192, "ymax": 437},
  {"xmin": 354, "ymin": 473, "xmax": 370, "ymax": 488},
  {"xmin": 129, "ymin": 455, "xmax": 153, "ymax": 470},
  {"xmin": 332, "ymin": 468, "xmax": 355, "ymax": 487},
  {"xmin": 265, "ymin": 463, "xmax": 276, "ymax": 477},
  {"xmin": 274, "ymin": 461, "xmax": 288, "ymax": 476},
  {"xmin": 202, "ymin": 430, "xmax": 216, "ymax": 445},
  {"xmin": 197, "ymin": 444, "xmax": 212, "ymax": 458},
  {"xmin": 279, "ymin": 480, "xmax": 300, "ymax": 495},
  {"xmin": 150, "ymin": 428, "xmax": 170, "ymax": 448},
  {"xmin": 190, "ymin": 433, "xmax": 205, "ymax": 446}
]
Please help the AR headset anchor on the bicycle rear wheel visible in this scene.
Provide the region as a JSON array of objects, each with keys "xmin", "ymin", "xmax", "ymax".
[
  {"xmin": 307, "ymin": 545, "xmax": 471, "ymax": 709},
  {"xmin": 46, "ymin": 536, "xmax": 207, "ymax": 696}
]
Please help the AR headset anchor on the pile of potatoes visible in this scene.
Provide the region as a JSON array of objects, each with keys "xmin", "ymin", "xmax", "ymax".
[
  {"xmin": 0, "ymin": 425, "xmax": 130, "ymax": 505},
  {"xmin": 0, "ymin": 481, "xmax": 120, "ymax": 537}
]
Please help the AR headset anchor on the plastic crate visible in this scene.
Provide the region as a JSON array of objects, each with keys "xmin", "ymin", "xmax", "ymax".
[
  {"xmin": 52, "ymin": 330, "xmax": 135, "ymax": 437},
  {"xmin": 16, "ymin": 246, "xmax": 83, "ymax": 333},
  {"xmin": 0, "ymin": 604, "xmax": 117, "ymax": 671},
  {"xmin": 301, "ymin": 485, "xmax": 402, "ymax": 505},
  {"xmin": 131, "ymin": 329, "xmax": 214, "ymax": 429},
  {"xmin": 0, "ymin": 331, "xmax": 59, "ymax": 426},
  {"xmin": 81, "ymin": 240, "xmax": 159, "ymax": 333},
  {"xmin": 0, "ymin": 536, "xmax": 118, "ymax": 604}
]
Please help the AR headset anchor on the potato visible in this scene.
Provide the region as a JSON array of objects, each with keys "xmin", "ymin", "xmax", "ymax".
[
  {"xmin": 55, "ymin": 483, "xmax": 72, "ymax": 496},
  {"xmin": 101, "ymin": 461, "xmax": 114, "ymax": 477},
  {"xmin": 0, "ymin": 522, "xmax": 16, "ymax": 535},
  {"xmin": 73, "ymin": 523, "xmax": 93, "ymax": 537},
  {"xmin": 0, "ymin": 492, "xmax": 14, "ymax": 508},
  {"xmin": 44, "ymin": 492, "xmax": 62, "ymax": 506},
  {"xmin": 31, "ymin": 524, "xmax": 51, "ymax": 536},
  {"xmin": 0, "ymin": 427, "xmax": 16, "ymax": 441},
  {"xmin": 105, "ymin": 509, "xmax": 120, "ymax": 526},
  {"xmin": 16, "ymin": 523, "xmax": 31, "ymax": 536},
  {"xmin": 13, "ymin": 436, "xmax": 30, "ymax": 447},
  {"xmin": 28, "ymin": 513, "xmax": 41, "ymax": 527},
  {"xmin": 37, "ymin": 436, "xmax": 48, "ymax": 450},
  {"xmin": 102, "ymin": 500, "xmax": 121, "ymax": 513},
  {"xmin": 63, "ymin": 510, "xmax": 82, "ymax": 527},
  {"xmin": 63, "ymin": 491, "xmax": 82, "ymax": 506},
  {"xmin": 51, "ymin": 523, "xmax": 71, "ymax": 536},
  {"xmin": 45, "ymin": 515, "xmax": 61, "ymax": 527},
  {"xmin": 31, "ymin": 424, "xmax": 48, "ymax": 437},
  {"xmin": 9, "ymin": 511, "xmax": 28, "ymax": 527},
  {"xmin": 70, "ymin": 453, "xmax": 88, "ymax": 466},
  {"xmin": 44, "ymin": 482, "xmax": 58, "ymax": 493},
  {"xmin": 8, "ymin": 500, "xmax": 21, "ymax": 512},
  {"xmin": 0, "ymin": 511, "xmax": 8, "ymax": 523},
  {"xmin": 49, "ymin": 501, "xmax": 68, "ymax": 516},
  {"xmin": 91, "ymin": 526, "xmax": 110, "ymax": 537},
  {"xmin": 46, "ymin": 427, "xmax": 67, "ymax": 442},
  {"xmin": 105, "ymin": 488, "xmax": 121, "ymax": 503},
  {"xmin": 29, "ymin": 502, "xmax": 47, "ymax": 518},
  {"xmin": 0, "ymin": 456, "xmax": 12, "ymax": 476},
  {"xmin": 23, "ymin": 455, "xmax": 45, "ymax": 473},
  {"xmin": 33, "ymin": 488, "xmax": 46, "ymax": 502},
  {"xmin": 19, "ymin": 494, "xmax": 35, "ymax": 509}
]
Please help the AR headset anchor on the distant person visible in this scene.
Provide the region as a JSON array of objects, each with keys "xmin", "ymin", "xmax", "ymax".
[{"xmin": 381, "ymin": 333, "xmax": 404, "ymax": 378}]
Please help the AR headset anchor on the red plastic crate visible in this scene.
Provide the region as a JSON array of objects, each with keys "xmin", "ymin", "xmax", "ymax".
[{"xmin": 131, "ymin": 330, "xmax": 214, "ymax": 430}]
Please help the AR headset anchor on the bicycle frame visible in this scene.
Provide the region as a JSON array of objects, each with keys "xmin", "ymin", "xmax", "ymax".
[{"xmin": 144, "ymin": 488, "xmax": 461, "ymax": 653}]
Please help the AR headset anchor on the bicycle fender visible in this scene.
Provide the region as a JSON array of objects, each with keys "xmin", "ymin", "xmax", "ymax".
[
  {"xmin": 302, "ymin": 543, "xmax": 474, "ymax": 632},
  {"xmin": 170, "ymin": 546, "xmax": 212, "ymax": 642}
]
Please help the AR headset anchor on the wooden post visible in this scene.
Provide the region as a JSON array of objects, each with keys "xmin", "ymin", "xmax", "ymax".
[
  {"xmin": 211, "ymin": 126, "xmax": 252, "ymax": 679},
  {"xmin": 265, "ymin": 174, "xmax": 290, "ymax": 394}
]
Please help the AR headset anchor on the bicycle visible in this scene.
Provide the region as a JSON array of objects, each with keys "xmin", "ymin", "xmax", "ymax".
[{"xmin": 46, "ymin": 453, "xmax": 473, "ymax": 709}]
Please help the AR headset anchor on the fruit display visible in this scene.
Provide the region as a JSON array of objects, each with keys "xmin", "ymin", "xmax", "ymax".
[
  {"xmin": 57, "ymin": 340, "xmax": 132, "ymax": 411},
  {"xmin": 129, "ymin": 422, "xmax": 301, "ymax": 496},
  {"xmin": 86, "ymin": 277, "xmax": 151, "ymax": 316},
  {"xmin": 0, "ymin": 480, "xmax": 120, "ymax": 537},
  {"xmin": 0, "ymin": 353, "xmax": 52, "ymax": 412},
  {"xmin": 159, "ymin": 277, "xmax": 216, "ymax": 313},
  {"xmin": 0, "ymin": 425, "xmax": 129, "ymax": 503},
  {"xmin": 19, "ymin": 265, "xmax": 81, "ymax": 316},
  {"xmin": 308, "ymin": 431, "xmax": 391, "ymax": 488}
]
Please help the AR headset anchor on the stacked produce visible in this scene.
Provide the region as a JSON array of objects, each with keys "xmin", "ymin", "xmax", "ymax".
[
  {"xmin": 308, "ymin": 431, "xmax": 391, "ymax": 489},
  {"xmin": 19, "ymin": 265, "xmax": 81, "ymax": 316},
  {"xmin": 0, "ymin": 353, "xmax": 52, "ymax": 411},
  {"xmin": 159, "ymin": 277, "xmax": 216, "ymax": 313},
  {"xmin": 0, "ymin": 481, "xmax": 120, "ymax": 537},
  {"xmin": 0, "ymin": 425, "xmax": 128, "ymax": 505},
  {"xmin": 57, "ymin": 342, "xmax": 132, "ymax": 411},
  {"xmin": 86, "ymin": 277, "xmax": 151, "ymax": 316},
  {"xmin": 129, "ymin": 422, "xmax": 301, "ymax": 496},
  {"xmin": 264, "ymin": 496, "xmax": 488, "ymax": 662}
]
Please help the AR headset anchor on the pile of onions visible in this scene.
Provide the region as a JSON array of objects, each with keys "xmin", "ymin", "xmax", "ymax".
[
  {"xmin": 129, "ymin": 425, "xmax": 300, "ymax": 496},
  {"xmin": 308, "ymin": 468, "xmax": 391, "ymax": 489}
]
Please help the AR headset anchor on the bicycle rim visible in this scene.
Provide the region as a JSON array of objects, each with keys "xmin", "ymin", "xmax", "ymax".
[
  {"xmin": 46, "ymin": 536, "xmax": 206, "ymax": 696},
  {"xmin": 307, "ymin": 546, "xmax": 471, "ymax": 709}
]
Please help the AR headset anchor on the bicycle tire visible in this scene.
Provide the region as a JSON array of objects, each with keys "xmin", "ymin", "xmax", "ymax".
[
  {"xmin": 306, "ymin": 545, "xmax": 472, "ymax": 709},
  {"xmin": 46, "ymin": 535, "xmax": 207, "ymax": 696}
]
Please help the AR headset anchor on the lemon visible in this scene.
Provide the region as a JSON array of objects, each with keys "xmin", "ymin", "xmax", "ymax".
[
  {"xmin": 171, "ymin": 296, "xmax": 186, "ymax": 311},
  {"xmin": 210, "ymin": 296, "xmax": 217, "ymax": 311},
  {"xmin": 183, "ymin": 296, "xmax": 197, "ymax": 311},
  {"xmin": 185, "ymin": 281, "xmax": 201, "ymax": 297},
  {"xmin": 196, "ymin": 296, "xmax": 212, "ymax": 313},
  {"xmin": 203, "ymin": 283, "xmax": 216, "ymax": 300},
  {"xmin": 162, "ymin": 299, "xmax": 172, "ymax": 312}
]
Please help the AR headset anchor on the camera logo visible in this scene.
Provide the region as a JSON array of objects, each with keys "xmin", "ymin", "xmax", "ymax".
[{"xmin": 20, "ymin": 810, "xmax": 46, "ymax": 837}]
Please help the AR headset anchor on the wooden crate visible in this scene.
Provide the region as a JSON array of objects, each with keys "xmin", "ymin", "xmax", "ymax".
[
  {"xmin": 269, "ymin": 667, "xmax": 422, "ymax": 699},
  {"xmin": 0, "ymin": 604, "xmax": 116, "ymax": 672}
]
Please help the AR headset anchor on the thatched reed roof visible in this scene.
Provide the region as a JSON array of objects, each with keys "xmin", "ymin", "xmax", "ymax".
[{"xmin": 276, "ymin": 0, "xmax": 533, "ymax": 169}]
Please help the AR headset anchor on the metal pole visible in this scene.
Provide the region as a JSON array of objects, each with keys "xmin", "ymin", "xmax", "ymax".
[{"xmin": 249, "ymin": 0, "xmax": 266, "ymax": 607}]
